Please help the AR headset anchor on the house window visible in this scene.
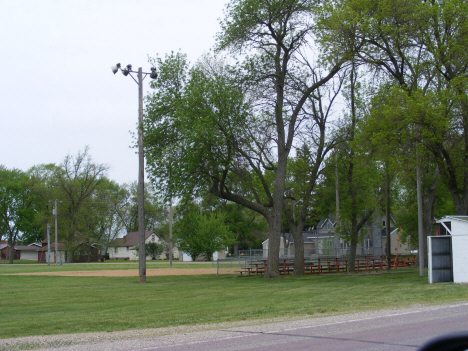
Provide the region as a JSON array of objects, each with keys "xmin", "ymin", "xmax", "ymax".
[
  {"xmin": 364, "ymin": 238, "xmax": 373, "ymax": 249},
  {"xmin": 152, "ymin": 235, "xmax": 155, "ymax": 242},
  {"xmin": 382, "ymin": 220, "xmax": 386, "ymax": 227},
  {"xmin": 326, "ymin": 222, "xmax": 331, "ymax": 230},
  {"xmin": 126, "ymin": 247, "xmax": 129, "ymax": 252},
  {"xmin": 340, "ymin": 239, "xmax": 350, "ymax": 249},
  {"xmin": 115, "ymin": 247, "xmax": 118, "ymax": 254}
]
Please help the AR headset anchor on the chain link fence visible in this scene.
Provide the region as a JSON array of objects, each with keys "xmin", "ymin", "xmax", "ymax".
[
  {"xmin": 216, "ymin": 248, "xmax": 390, "ymax": 276},
  {"xmin": 238, "ymin": 247, "xmax": 375, "ymax": 260}
]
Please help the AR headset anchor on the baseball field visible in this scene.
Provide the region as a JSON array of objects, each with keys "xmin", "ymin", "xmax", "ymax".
[{"xmin": 1, "ymin": 261, "xmax": 468, "ymax": 340}]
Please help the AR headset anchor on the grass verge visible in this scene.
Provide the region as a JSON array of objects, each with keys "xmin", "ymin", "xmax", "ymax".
[{"xmin": 1, "ymin": 269, "xmax": 468, "ymax": 339}]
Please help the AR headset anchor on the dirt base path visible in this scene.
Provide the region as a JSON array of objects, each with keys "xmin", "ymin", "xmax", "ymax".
[{"xmin": 10, "ymin": 268, "xmax": 238, "ymax": 277}]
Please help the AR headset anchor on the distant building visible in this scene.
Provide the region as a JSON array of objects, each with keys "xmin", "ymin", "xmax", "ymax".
[
  {"xmin": 262, "ymin": 213, "xmax": 411, "ymax": 258},
  {"xmin": 108, "ymin": 231, "xmax": 179, "ymax": 260}
]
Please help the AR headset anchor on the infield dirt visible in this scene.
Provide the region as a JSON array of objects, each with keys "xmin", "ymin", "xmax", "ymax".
[{"xmin": 8, "ymin": 268, "xmax": 238, "ymax": 277}]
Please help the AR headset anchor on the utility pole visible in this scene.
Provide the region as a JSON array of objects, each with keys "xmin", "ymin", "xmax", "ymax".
[
  {"xmin": 47, "ymin": 223, "xmax": 51, "ymax": 266},
  {"xmin": 335, "ymin": 150, "xmax": 340, "ymax": 257},
  {"xmin": 137, "ymin": 67, "xmax": 146, "ymax": 283},
  {"xmin": 54, "ymin": 199, "xmax": 58, "ymax": 264},
  {"xmin": 169, "ymin": 196, "xmax": 173, "ymax": 267},
  {"xmin": 111, "ymin": 63, "xmax": 157, "ymax": 283},
  {"xmin": 386, "ymin": 171, "xmax": 391, "ymax": 270},
  {"xmin": 416, "ymin": 163, "xmax": 425, "ymax": 276}
]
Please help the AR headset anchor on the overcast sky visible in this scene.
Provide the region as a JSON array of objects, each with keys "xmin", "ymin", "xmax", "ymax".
[{"xmin": 0, "ymin": 0, "xmax": 228, "ymax": 185}]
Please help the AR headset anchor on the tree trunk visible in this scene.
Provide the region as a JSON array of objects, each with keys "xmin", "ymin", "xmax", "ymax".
[
  {"xmin": 386, "ymin": 171, "xmax": 391, "ymax": 270},
  {"xmin": 348, "ymin": 232, "xmax": 358, "ymax": 273},
  {"xmin": 8, "ymin": 244, "xmax": 15, "ymax": 264},
  {"xmin": 8, "ymin": 231, "xmax": 17, "ymax": 264},
  {"xmin": 289, "ymin": 222, "xmax": 305, "ymax": 276},
  {"xmin": 264, "ymin": 214, "xmax": 281, "ymax": 278},
  {"xmin": 421, "ymin": 167, "xmax": 439, "ymax": 268},
  {"xmin": 264, "ymin": 140, "xmax": 288, "ymax": 278},
  {"xmin": 233, "ymin": 243, "xmax": 239, "ymax": 257},
  {"xmin": 417, "ymin": 160, "xmax": 424, "ymax": 275},
  {"xmin": 293, "ymin": 232, "xmax": 304, "ymax": 275},
  {"xmin": 87, "ymin": 242, "xmax": 91, "ymax": 263}
]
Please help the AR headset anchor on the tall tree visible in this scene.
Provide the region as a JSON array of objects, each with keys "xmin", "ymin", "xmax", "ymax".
[
  {"xmin": 319, "ymin": 66, "xmax": 385, "ymax": 272},
  {"xmin": 53, "ymin": 147, "xmax": 108, "ymax": 262},
  {"xmin": 366, "ymin": 86, "xmax": 444, "ymax": 265},
  {"xmin": 422, "ymin": 0, "xmax": 468, "ymax": 215},
  {"xmin": 282, "ymin": 74, "xmax": 343, "ymax": 275},
  {"xmin": 324, "ymin": 0, "xmax": 464, "ymax": 270},
  {"xmin": 146, "ymin": 1, "xmax": 353, "ymax": 277},
  {"xmin": 80, "ymin": 179, "xmax": 128, "ymax": 259}
]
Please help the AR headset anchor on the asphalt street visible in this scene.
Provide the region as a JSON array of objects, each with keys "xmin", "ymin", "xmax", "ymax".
[{"xmin": 126, "ymin": 303, "xmax": 468, "ymax": 351}]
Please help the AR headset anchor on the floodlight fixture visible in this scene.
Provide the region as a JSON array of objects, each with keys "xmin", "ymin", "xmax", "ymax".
[
  {"xmin": 150, "ymin": 67, "xmax": 158, "ymax": 79},
  {"xmin": 111, "ymin": 63, "xmax": 121, "ymax": 74}
]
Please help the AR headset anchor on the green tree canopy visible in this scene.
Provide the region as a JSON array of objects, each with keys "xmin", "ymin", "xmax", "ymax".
[
  {"xmin": 0, "ymin": 166, "xmax": 44, "ymax": 263},
  {"xmin": 174, "ymin": 203, "xmax": 234, "ymax": 261}
]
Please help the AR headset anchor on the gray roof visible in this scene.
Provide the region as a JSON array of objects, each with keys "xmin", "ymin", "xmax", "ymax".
[
  {"xmin": 316, "ymin": 215, "xmax": 336, "ymax": 229},
  {"xmin": 13, "ymin": 244, "xmax": 41, "ymax": 251}
]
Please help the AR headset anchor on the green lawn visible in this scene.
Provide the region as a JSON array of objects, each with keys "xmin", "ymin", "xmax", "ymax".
[
  {"xmin": 1, "ymin": 269, "xmax": 468, "ymax": 339},
  {"xmin": 0, "ymin": 260, "xmax": 38, "ymax": 265}
]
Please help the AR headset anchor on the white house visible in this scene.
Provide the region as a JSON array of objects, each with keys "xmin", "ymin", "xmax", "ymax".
[
  {"xmin": 108, "ymin": 231, "xmax": 179, "ymax": 260},
  {"xmin": 1, "ymin": 243, "xmax": 42, "ymax": 260},
  {"xmin": 15, "ymin": 243, "xmax": 42, "ymax": 260}
]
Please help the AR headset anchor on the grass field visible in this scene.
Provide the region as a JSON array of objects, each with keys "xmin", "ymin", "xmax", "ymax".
[{"xmin": 1, "ymin": 264, "xmax": 468, "ymax": 339}]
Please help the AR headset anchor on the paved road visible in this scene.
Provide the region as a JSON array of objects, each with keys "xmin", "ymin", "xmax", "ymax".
[{"xmin": 125, "ymin": 303, "xmax": 468, "ymax": 351}]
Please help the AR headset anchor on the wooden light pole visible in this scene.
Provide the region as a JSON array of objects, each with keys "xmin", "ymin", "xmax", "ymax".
[{"xmin": 111, "ymin": 63, "xmax": 158, "ymax": 283}]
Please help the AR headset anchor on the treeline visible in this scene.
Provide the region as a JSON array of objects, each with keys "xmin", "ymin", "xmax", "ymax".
[
  {"xmin": 0, "ymin": 147, "xmax": 168, "ymax": 263},
  {"xmin": 0, "ymin": 147, "xmax": 268, "ymax": 263},
  {"xmin": 143, "ymin": 0, "xmax": 467, "ymax": 276}
]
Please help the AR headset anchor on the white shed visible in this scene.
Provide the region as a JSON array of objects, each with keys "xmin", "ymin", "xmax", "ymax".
[{"xmin": 429, "ymin": 216, "xmax": 468, "ymax": 284}]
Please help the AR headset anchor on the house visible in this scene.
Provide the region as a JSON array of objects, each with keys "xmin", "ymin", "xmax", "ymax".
[
  {"xmin": 37, "ymin": 242, "xmax": 67, "ymax": 264},
  {"xmin": 38, "ymin": 235, "xmax": 101, "ymax": 263},
  {"xmin": 108, "ymin": 231, "xmax": 179, "ymax": 260},
  {"xmin": 180, "ymin": 249, "xmax": 228, "ymax": 262},
  {"xmin": 1, "ymin": 243, "xmax": 42, "ymax": 260},
  {"xmin": 262, "ymin": 213, "xmax": 412, "ymax": 258},
  {"xmin": 1, "ymin": 244, "xmax": 20, "ymax": 260},
  {"xmin": 16, "ymin": 243, "xmax": 42, "ymax": 260}
]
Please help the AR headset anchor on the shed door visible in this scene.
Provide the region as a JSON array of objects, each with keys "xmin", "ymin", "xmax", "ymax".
[{"xmin": 428, "ymin": 236, "xmax": 453, "ymax": 283}]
